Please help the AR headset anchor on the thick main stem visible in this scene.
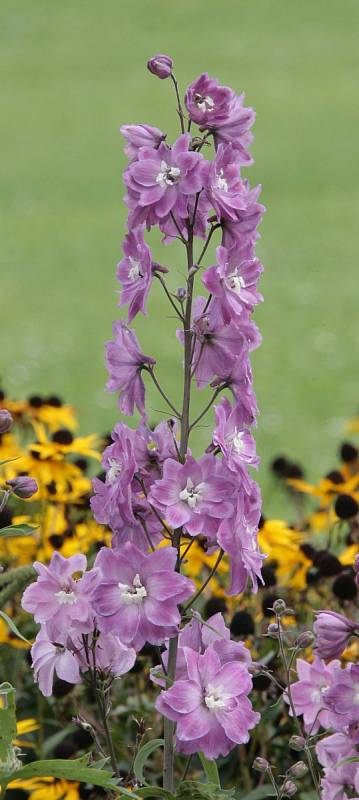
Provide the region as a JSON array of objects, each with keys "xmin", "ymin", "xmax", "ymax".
[{"xmin": 163, "ymin": 229, "xmax": 195, "ymax": 793}]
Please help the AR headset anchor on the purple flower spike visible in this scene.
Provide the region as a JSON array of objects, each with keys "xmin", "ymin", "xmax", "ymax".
[
  {"xmin": 31, "ymin": 627, "xmax": 81, "ymax": 697},
  {"xmin": 124, "ymin": 134, "xmax": 206, "ymax": 228},
  {"xmin": 105, "ymin": 320, "xmax": 155, "ymax": 418},
  {"xmin": 148, "ymin": 454, "xmax": 235, "ymax": 539},
  {"xmin": 117, "ymin": 228, "xmax": 154, "ymax": 322},
  {"xmin": 93, "ymin": 543, "xmax": 194, "ymax": 650},
  {"xmin": 21, "ymin": 552, "xmax": 98, "ymax": 635},
  {"xmin": 156, "ymin": 645, "xmax": 259, "ymax": 758},
  {"xmin": 314, "ymin": 610, "xmax": 359, "ymax": 660},
  {"xmin": 147, "ymin": 54, "xmax": 173, "ymax": 80}
]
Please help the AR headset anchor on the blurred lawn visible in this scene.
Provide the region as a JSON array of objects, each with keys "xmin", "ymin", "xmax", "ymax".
[{"xmin": 1, "ymin": 0, "xmax": 359, "ymax": 510}]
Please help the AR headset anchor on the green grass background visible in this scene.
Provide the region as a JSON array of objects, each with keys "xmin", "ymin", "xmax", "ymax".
[{"xmin": 1, "ymin": 0, "xmax": 359, "ymax": 511}]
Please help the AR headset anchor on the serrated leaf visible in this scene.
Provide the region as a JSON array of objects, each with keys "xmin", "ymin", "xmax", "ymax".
[
  {"xmin": 242, "ymin": 785, "xmax": 277, "ymax": 800},
  {"xmin": 134, "ymin": 738, "xmax": 164, "ymax": 784},
  {"xmin": 0, "ymin": 524, "xmax": 38, "ymax": 538},
  {"xmin": 198, "ymin": 753, "xmax": 220, "ymax": 787},
  {"xmin": 0, "ymin": 610, "xmax": 31, "ymax": 645}
]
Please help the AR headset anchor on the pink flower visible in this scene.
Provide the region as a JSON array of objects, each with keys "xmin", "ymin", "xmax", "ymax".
[
  {"xmin": 205, "ymin": 144, "xmax": 252, "ymax": 221},
  {"xmin": 156, "ymin": 645, "xmax": 259, "ymax": 758},
  {"xmin": 287, "ymin": 656, "xmax": 340, "ymax": 734},
  {"xmin": 91, "ymin": 422, "xmax": 138, "ymax": 533},
  {"xmin": 76, "ymin": 631, "xmax": 136, "ymax": 678},
  {"xmin": 120, "ymin": 124, "xmax": 166, "ymax": 161},
  {"xmin": 212, "ymin": 94, "xmax": 256, "ymax": 164},
  {"xmin": 148, "ymin": 454, "xmax": 235, "ymax": 539},
  {"xmin": 221, "ymin": 183, "xmax": 265, "ymax": 248},
  {"xmin": 31, "ymin": 627, "xmax": 81, "ymax": 697},
  {"xmin": 203, "ymin": 244, "xmax": 263, "ymax": 325},
  {"xmin": 105, "ymin": 320, "xmax": 155, "ymax": 417},
  {"xmin": 124, "ymin": 134, "xmax": 206, "ymax": 228},
  {"xmin": 185, "ymin": 73, "xmax": 235, "ymax": 128},
  {"xmin": 314, "ymin": 610, "xmax": 359, "ymax": 660},
  {"xmin": 189, "ymin": 297, "xmax": 248, "ymax": 389},
  {"xmin": 117, "ymin": 228, "xmax": 154, "ymax": 321},
  {"xmin": 21, "ymin": 552, "xmax": 98, "ymax": 634},
  {"xmin": 217, "ymin": 485, "xmax": 264, "ymax": 594},
  {"xmin": 324, "ymin": 664, "xmax": 359, "ymax": 728},
  {"xmin": 213, "ymin": 396, "xmax": 259, "ymax": 470},
  {"xmin": 93, "ymin": 543, "xmax": 193, "ymax": 650},
  {"xmin": 316, "ymin": 733, "xmax": 358, "ymax": 800}
]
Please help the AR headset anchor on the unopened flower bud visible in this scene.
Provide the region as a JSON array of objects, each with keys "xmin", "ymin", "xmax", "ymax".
[
  {"xmin": 253, "ymin": 757, "xmax": 269, "ymax": 773},
  {"xmin": 176, "ymin": 287, "xmax": 187, "ymax": 302},
  {"xmin": 6, "ymin": 477, "xmax": 38, "ymax": 499},
  {"xmin": 282, "ymin": 780, "xmax": 298, "ymax": 797},
  {"xmin": 248, "ymin": 662, "xmax": 264, "ymax": 675},
  {"xmin": 273, "ymin": 598, "xmax": 287, "ymax": 615},
  {"xmin": 267, "ymin": 622, "xmax": 279, "ymax": 638},
  {"xmin": 0, "ymin": 409, "xmax": 13, "ymax": 434},
  {"xmin": 288, "ymin": 762, "xmax": 308, "ymax": 779},
  {"xmin": 147, "ymin": 54, "xmax": 173, "ymax": 80},
  {"xmin": 289, "ymin": 735, "xmax": 306, "ymax": 752},
  {"xmin": 296, "ymin": 631, "xmax": 315, "ymax": 649}
]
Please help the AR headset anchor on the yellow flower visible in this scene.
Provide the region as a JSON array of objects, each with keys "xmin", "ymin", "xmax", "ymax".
[
  {"xmin": 8, "ymin": 778, "xmax": 80, "ymax": 800},
  {"xmin": 13, "ymin": 718, "xmax": 39, "ymax": 748},
  {"xmin": 287, "ymin": 473, "xmax": 359, "ymax": 507},
  {"xmin": 0, "ymin": 395, "xmax": 78, "ymax": 432}
]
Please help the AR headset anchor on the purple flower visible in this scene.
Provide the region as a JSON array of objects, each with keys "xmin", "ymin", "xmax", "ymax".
[
  {"xmin": 286, "ymin": 656, "xmax": 340, "ymax": 734},
  {"xmin": 212, "ymin": 95, "xmax": 255, "ymax": 163},
  {"xmin": 105, "ymin": 320, "xmax": 155, "ymax": 417},
  {"xmin": 148, "ymin": 454, "xmax": 235, "ymax": 539},
  {"xmin": 117, "ymin": 228, "xmax": 154, "ymax": 321},
  {"xmin": 124, "ymin": 134, "xmax": 205, "ymax": 228},
  {"xmin": 217, "ymin": 485, "xmax": 264, "ymax": 594},
  {"xmin": 314, "ymin": 610, "xmax": 359, "ymax": 660},
  {"xmin": 185, "ymin": 73, "xmax": 235, "ymax": 128},
  {"xmin": 324, "ymin": 664, "xmax": 359, "ymax": 728},
  {"xmin": 203, "ymin": 244, "xmax": 263, "ymax": 325},
  {"xmin": 0, "ymin": 409, "xmax": 13, "ymax": 434},
  {"xmin": 205, "ymin": 145, "xmax": 252, "ymax": 221},
  {"xmin": 212, "ymin": 397, "xmax": 259, "ymax": 470},
  {"xmin": 120, "ymin": 124, "xmax": 166, "ymax": 161},
  {"xmin": 188, "ymin": 297, "xmax": 248, "ymax": 389},
  {"xmin": 147, "ymin": 54, "xmax": 173, "ymax": 80},
  {"xmin": 221, "ymin": 183, "xmax": 265, "ymax": 248},
  {"xmin": 22, "ymin": 552, "xmax": 98, "ymax": 634},
  {"xmin": 31, "ymin": 627, "xmax": 81, "ymax": 697},
  {"xmin": 91, "ymin": 422, "xmax": 138, "ymax": 533},
  {"xmin": 316, "ymin": 733, "xmax": 358, "ymax": 800},
  {"xmin": 93, "ymin": 543, "xmax": 194, "ymax": 650},
  {"xmin": 156, "ymin": 645, "xmax": 260, "ymax": 758},
  {"xmin": 6, "ymin": 476, "xmax": 38, "ymax": 499},
  {"xmin": 76, "ymin": 631, "xmax": 136, "ymax": 678},
  {"xmin": 152, "ymin": 612, "xmax": 250, "ymax": 687}
]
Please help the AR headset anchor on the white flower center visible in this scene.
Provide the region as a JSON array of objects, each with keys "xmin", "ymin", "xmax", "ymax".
[
  {"xmin": 107, "ymin": 458, "xmax": 122, "ymax": 484},
  {"xmin": 216, "ymin": 169, "xmax": 228, "ymax": 192},
  {"xmin": 311, "ymin": 685, "xmax": 327, "ymax": 704},
  {"xmin": 119, "ymin": 573, "xmax": 147, "ymax": 605},
  {"xmin": 156, "ymin": 161, "xmax": 181, "ymax": 189},
  {"xmin": 354, "ymin": 688, "xmax": 359, "ymax": 705},
  {"xmin": 128, "ymin": 257, "xmax": 142, "ymax": 281},
  {"xmin": 231, "ymin": 429, "xmax": 245, "ymax": 453},
  {"xmin": 179, "ymin": 477, "xmax": 205, "ymax": 509},
  {"xmin": 54, "ymin": 588, "xmax": 77, "ymax": 605},
  {"xmin": 205, "ymin": 683, "xmax": 229, "ymax": 711},
  {"xmin": 226, "ymin": 271, "xmax": 246, "ymax": 295},
  {"xmin": 195, "ymin": 94, "xmax": 215, "ymax": 112}
]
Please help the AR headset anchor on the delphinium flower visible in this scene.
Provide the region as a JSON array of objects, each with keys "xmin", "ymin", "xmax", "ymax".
[
  {"xmin": 116, "ymin": 228, "xmax": 155, "ymax": 322},
  {"xmin": 156, "ymin": 645, "xmax": 260, "ymax": 758},
  {"xmin": 105, "ymin": 320, "xmax": 155, "ymax": 417},
  {"xmin": 314, "ymin": 609, "xmax": 359, "ymax": 660},
  {"xmin": 316, "ymin": 732, "xmax": 359, "ymax": 800},
  {"xmin": 21, "ymin": 552, "xmax": 98, "ymax": 634},
  {"xmin": 285, "ymin": 656, "xmax": 340, "ymax": 734},
  {"xmin": 323, "ymin": 664, "xmax": 359, "ymax": 728},
  {"xmin": 120, "ymin": 124, "xmax": 166, "ymax": 161},
  {"xmin": 93, "ymin": 543, "xmax": 194, "ymax": 650},
  {"xmin": 30, "ymin": 627, "xmax": 81, "ymax": 697}
]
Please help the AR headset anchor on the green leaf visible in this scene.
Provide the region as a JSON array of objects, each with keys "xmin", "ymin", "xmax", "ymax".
[
  {"xmin": 137, "ymin": 787, "xmax": 175, "ymax": 799},
  {"xmin": 0, "ymin": 524, "xmax": 37, "ymax": 538},
  {"xmin": 0, "ymin": 610, "xmax": 31, "ymax": 645},
  {"xmin": 134, "ymin": 738, "xmax": 164, "ymax": 784},
  {"xmin": 0, "ymin": 458, "xmax": 19, "ymax": 468},
  {"xmin": 0, "ymin": 755, "xmax": 125, "ymax": 792},
  {"xmin": 198, "ymin": 753, "xmax": 220, "ymax": 787},
  {"xmin": 242, "ymin": 785, "xmax": 277, "ymax": 800}
]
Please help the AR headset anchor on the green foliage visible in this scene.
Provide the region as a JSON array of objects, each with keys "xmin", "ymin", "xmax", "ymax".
[
  {"xmin": 0, "ymin": 610, "xmax": 31, "ymax": 645},
  {"xmin": 198, "ymin": 753, "xmax": 220, "ymax": 787},
  {"xmin": 134, "ymin": 738, "xmax": 164, "ymax": 784},
  {"xmin": 0, "ymin": 683, "xmax": 21, "ymax": 781},
  {"xmin": 0, "ymin": 524, "xmax": 37, "ymax": 538}
]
